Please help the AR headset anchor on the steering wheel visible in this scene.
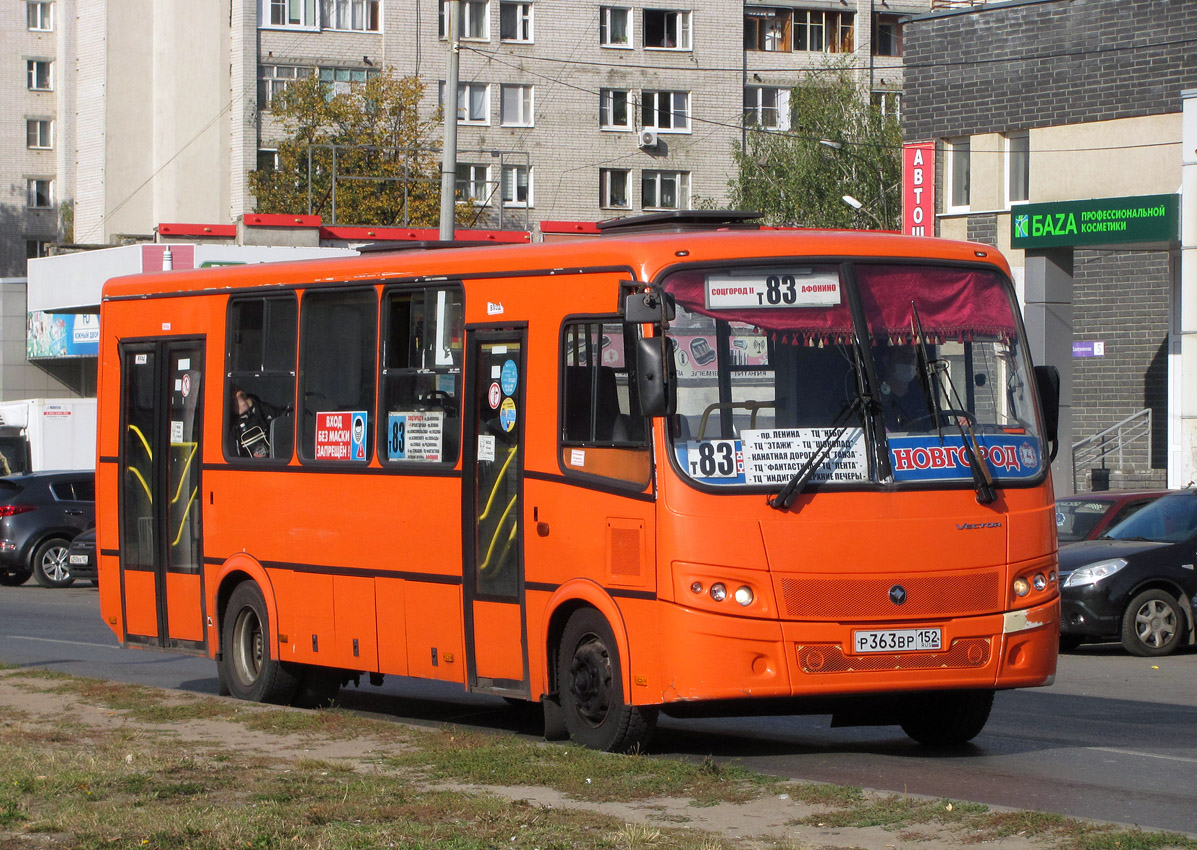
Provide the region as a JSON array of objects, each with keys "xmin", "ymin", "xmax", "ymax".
[{"xmin": 419, "ymin": 390, "xmax": 457, "ymax": 415}]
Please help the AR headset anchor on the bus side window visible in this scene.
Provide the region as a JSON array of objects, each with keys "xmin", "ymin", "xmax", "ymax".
[
  {"xmin": 379, "ymin": 287, "xmax": 464, "ymax": 466},
  {"xmin": 560, "ymin": 321, "xmax": 650, "ymax": 487},
  {"xmin": 225, "ymin": 295, "xmax": 298, "ymax": 461},
  {"xmin": 297, "ymin": 288, "xmax": 378, "ymax": 463}
]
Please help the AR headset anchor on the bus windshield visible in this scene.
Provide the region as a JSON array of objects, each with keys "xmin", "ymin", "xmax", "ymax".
[{"xmin": 663, "ymin": 261, "xmax": 1044, "ymax": 490}]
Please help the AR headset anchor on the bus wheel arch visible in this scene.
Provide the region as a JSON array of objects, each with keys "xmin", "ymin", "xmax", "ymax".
[{"xmin": 542, "ymin": 582, "xmax": 632, "ymax": 704}]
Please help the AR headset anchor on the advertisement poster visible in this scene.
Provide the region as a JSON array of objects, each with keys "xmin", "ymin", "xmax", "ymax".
[{"xmin": 27, "ymin": 312, "xmax": 99, "ymax": 359}]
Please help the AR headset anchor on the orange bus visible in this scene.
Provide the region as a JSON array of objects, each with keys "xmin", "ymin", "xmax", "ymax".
[{"xmin": 96, "ymin": 212, "xmax": 1061, "ymax": 752}]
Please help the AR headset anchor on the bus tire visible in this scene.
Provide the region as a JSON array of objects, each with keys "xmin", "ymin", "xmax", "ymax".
[
  {"xmin": 557, "ymin": 608, "xmax": 656, "ymax": 753},
  {"xmin": 290, "ymin": 666, "xmax": 341, "ymax": 708},
  {"xmin": 220, "ymin": 581, "xmax": 299, "ymax": 705},
  {"xmin": 898, "ymin": 689, "xmax": 994, "ymax": 747}
]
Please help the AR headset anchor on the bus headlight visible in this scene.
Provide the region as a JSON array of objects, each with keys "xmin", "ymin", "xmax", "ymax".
[
  {"xmin": 734, "ymin": 586, "xmax": 754, "ymax": 607},
  {"xmin": 1013, "ymin": 578, "xmax": 1030, "ymax": 597},
  {"xmin": 710, "ymin": 583, "xmax": 727, "ymax": 602}
]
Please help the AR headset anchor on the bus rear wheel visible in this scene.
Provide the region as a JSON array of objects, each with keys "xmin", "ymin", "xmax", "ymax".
[
  {"xmin": 220, "ymin": 581, "xmax": 299, "ymax": 705},
  {"xmin": 898, "ymin": 689, "xmax": 994, "ymax": 746},
  {"xmin": 557, "ymin": 609, "xmax": 656, "ymax": 753}
]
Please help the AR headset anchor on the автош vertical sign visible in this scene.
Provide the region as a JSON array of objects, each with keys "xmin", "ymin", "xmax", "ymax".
[{"xmin": 903, "ymin": 142, "xmax": 935, "ymax": 237}]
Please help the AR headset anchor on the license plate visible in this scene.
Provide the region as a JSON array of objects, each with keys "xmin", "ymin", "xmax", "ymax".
[
  {"xmin": 852, "ymin": 628, "xmax": 942, "ymax": 654},
  {"xmin": 69, "ymin": 555, "xmax": 88, "ymax": 565}
]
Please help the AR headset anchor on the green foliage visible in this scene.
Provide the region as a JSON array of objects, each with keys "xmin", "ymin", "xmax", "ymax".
[
  {"xmin": 730, "ymin": 66, "xmax": 902, "ymax": 230},
  {"xmin": 249, "ymin": 71, "xmax": 445, "ymax": 227}
]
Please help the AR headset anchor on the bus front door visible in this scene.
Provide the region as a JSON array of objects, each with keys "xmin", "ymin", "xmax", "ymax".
[
  {"xmin": 117, "ymin": 340, "xmax": 207, "ymax": 652},
  {"xmin": 463, "ymin": 329, "xmax": 529, "ymax": 696}
]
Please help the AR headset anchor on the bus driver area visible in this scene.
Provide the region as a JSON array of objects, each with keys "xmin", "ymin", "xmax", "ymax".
[{"xmin": 95, "ymin": 211, "xmax": 1060, "ymax": 754}]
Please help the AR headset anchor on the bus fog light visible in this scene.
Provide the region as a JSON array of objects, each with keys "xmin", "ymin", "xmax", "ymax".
[
  {"xmin": 1032, "ymin": 574, "xmax": 1047, "ymax": 591},
  {"xmin": 690, "ymin": 581, "xmax": 704, "ymax": 595},
  {"xmin": 1013, "ymin": 578, "xmax": 1030, "ymax": 597},
  {"xmin": 734, "ymin": 586, "xmax": 754, "ymax": 607},
  {"xmin": 710, "ymin": 583, "xmax": 727, "ymax": 602},
  {"xmin": 1048, "ymin": 571, "xmax": 1057, "ymax": 583}
]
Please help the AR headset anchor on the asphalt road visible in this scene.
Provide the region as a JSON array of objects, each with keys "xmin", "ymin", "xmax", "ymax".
[{"xmin": 2, "ymin": 585, "xmax": 1195, "ymax": 835}]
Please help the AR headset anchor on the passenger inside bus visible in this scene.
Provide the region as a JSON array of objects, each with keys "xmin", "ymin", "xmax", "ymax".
[{"xmin": 232, "ymin": 389, "xmax": 284, "ymax": 459}]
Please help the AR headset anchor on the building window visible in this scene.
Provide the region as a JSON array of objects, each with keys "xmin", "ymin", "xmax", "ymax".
[
  {"xmin": 322, "ymin": 0, "xmax": 380, "ymax": 31},
  {"xmin": 644, "ymin": 9, "xmax": 690, "ymax": 50},
  {"xmin": 744, "ymin": 87, "xmax": 789, "ymax": 130},
  {"xmin": 440, "ymin": 81, "xmax": 490, "ymax": 124},
  {"xmin": 500, "ymin": 84, "xmax": 534, "ymax": 126},
  {"xmin": 441, "ymin": 0, "xmax": 489, "ymax": 39},
  {"xmin": 599, "ymin": 89, "xmax": 630, "ymax": 130},
  {"xmin": 744, "ymin": 8, "xmax": 790, "ymax": 52},
  {"xmin": 499, "ymin": 1, "xmax": 532, "ymax": 42},
  {"xmin": 26, "ymin": 119, "xmax": 53, "ymax": 150},
  {"xmin": 599, "ymin": 6, "xmax": 631, "ymax": 47},
  {"xmin": 872, "ymin": 13, "xmax": 901, "ymax": 56},
  {"xmin": 27, "ymin": 1, "xmax": 53, "ymax": 31},
  {"xmin": 1006, "ymin": 132, "xmax": 1029, "ymax": 206},
  {"xmin": 254, "ymin": 149, "xmax": 277, "ymax": 172},
  {"xmin": 319, "ymin": 67, "xmax": 377, "ymax": 98},
  {"xmin": 642, "ymin": 170, "xmax": 689, "ymax": 210},
  {"xmin": 641, "ymin": 90, "xmax": 689, "ymax": 132},
  {"xmin": 258, "ymin": 65, "xmax": 314, "ymax": 108},
  {"xmin": 264, "ymin": 0, "xmax": 317, "ymax": 28},
  {"xmin": 947, "ymin": 137, "xmax": 970, "ymax": 211},
  {"xmin": 456, "ymin": 163, "xmax": 492, "ymax": 203},
  {"xmin": 600, "ymin": 169, "xmax": 631, "ymax": 209},
  {"xmin": 794, "ymin": 9, "xmax": 853, "ymax": 53},
  {"xmin": 501, "ymin": 165, "xmax": 531, "ymax": 206},
  {"xmin": 27, "ymin": 60, "xmax": 52, "ymax": 91},
  {"xmin": 26, "ymin": 240, "xmax": 51, "ymax": 260},
  {"xmin": 872, "ymin": 90, "xmax": 901, "ymax": 121},
  {"xmin": 27, "ymin": 179, "xmax": 54, "ymax": 209}
]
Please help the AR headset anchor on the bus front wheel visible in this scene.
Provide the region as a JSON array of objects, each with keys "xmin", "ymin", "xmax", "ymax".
[
  {"xmin": 557, "ymin": 609, "xmax": 656, "ymax": 753},
  {"xmin": 220, "ymin": 581, "xmax": 299, "ymax": 705},
  {"xmin": 898, "ymin": 689, "xmax": 994, "ymax": 746}
]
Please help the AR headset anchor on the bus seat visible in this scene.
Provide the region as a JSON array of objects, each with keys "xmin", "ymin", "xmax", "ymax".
[
  {"xmin": 565, "ymin": 365, "xmax": 639, "ymax": 442},
  {"xmin": 269, "ymin": 413, "xmax": 293, "ymax": 460}
]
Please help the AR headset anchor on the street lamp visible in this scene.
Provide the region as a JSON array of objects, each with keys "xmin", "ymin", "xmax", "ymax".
[
  {"xmin": 841, "ymin": 194, "xmax": 886, "ymax": 229},
  {"xmin": 819, "ymin": 139, "xmax": 890, "ymax": 228}
]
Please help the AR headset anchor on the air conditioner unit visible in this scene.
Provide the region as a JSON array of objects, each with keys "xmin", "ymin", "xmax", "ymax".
[{"xmin": 638, "ymin": 128, "xmax": 659, "ymax": 149}]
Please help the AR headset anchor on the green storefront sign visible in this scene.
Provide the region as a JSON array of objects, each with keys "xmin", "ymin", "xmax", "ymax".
[{"xmin": 1010, "ymin": 194, "xmax": 1179, "ymax": 249}]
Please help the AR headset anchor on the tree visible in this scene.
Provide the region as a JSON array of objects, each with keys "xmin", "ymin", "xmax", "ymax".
[
  {"xmin": 729, "ymin": 67, "xmax": 902, "ymax": 230},
  {"xmin": 249, "ymin": 70, "xmax": 448, "ymax": 227}
]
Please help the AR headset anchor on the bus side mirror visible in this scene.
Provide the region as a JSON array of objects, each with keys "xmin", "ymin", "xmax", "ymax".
[
  {"xmin": 1034, "ymin": 364, "xmax": 1060, "ymax": 461},
  {"xmin": 620, "ymin": 282, "xmax": 675, "ymax": 324},
  {"xmin": 636, "ymin": 337, "xmax": 676, "ymax": 418}
]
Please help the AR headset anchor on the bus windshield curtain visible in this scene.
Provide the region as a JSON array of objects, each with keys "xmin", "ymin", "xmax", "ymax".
[{"xmin": 664, "ymin": 265, "xmax": 1018, "ymax": 344}]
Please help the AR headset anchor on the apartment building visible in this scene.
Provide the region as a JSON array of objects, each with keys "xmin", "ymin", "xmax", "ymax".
[{"xmin": 1, "ymin": 0, "xmax": 926, "ymax": 276}]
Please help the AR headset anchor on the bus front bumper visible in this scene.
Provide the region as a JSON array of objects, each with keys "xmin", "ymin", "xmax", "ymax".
[{"xmin": 653, "ymin": 597, "xmax": 1058, "ymax": 705}]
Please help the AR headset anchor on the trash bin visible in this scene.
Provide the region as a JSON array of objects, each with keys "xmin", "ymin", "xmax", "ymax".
[{"xmin": 1091, "ymin": 467, "xmax": 1110, "ymax": 491}]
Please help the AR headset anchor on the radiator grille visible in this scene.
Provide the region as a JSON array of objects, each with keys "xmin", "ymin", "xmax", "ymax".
[
  {"xmin": 780, "ymin": 571, "xmax": 1002, "ymax": 620},
  {"xmin": 797, "ymin": 638, "xmax": 991, "ymax": 674}
]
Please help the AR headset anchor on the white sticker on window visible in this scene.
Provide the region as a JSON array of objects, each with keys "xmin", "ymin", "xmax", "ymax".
[
  {"xmin": 491, "ymin": 364, "xmax": 502, "ymax": 379},
  {"xmin": 170, "ymin": 420, "xmax": 184, "ymax": 444},
  {"xmin": 478, "ymin": 434, "xmax": 496, "ymax": 462},
  {"xmin": 135, "ymin": 354, "xmax": 147, "ymax": 365},
  {"xmin": 178, "ymin": 358, "xmax": 191, "ymax": 370},
  {"xmin": 570, "ymin": 449, "xmax": 585, "ymax": 467},
  {"xmin": 174, "ymin": 379, "xmax": 182, "ymax": 392}
]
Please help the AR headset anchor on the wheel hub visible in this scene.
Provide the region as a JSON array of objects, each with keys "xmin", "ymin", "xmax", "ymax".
[{"xmin": 570, "ymin": 637, "xmax": 611, "ymax": 727}]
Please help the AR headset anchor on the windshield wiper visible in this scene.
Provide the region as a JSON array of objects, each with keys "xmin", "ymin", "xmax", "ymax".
[
  {"xmin": 767, "ymin": 395, "xmax": 866, "ymax": 511},
  {"xmin": 911, "ymin": 304, "xmax": 996, "ymax": 505}
]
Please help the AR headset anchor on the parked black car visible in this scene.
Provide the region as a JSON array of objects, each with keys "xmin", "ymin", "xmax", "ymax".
[
  {"xmin": 0, "ymin": 471, "xmax": 95, "ymax": 588},
  {"xmin": 1059, "ymin": 489, "xmax": 1197, "ymax": 656},
  {"xmin": 66, "ymin": 527, "xmax": 97, "ymax": 583}
]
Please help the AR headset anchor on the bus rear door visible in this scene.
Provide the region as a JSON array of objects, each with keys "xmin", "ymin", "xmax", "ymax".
[
  {"xmin": 463, "ymin": 328, "xmax": 528, "ymax": 695},
  {"xmin": 117, "ymin": 340, "xmax": 207, "ymax": 651}
]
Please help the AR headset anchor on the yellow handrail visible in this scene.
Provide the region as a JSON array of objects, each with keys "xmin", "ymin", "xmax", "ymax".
[
  {"xmin": 171, "ymin": 486, "xmax": 198, "ymax": 548},
  {"xmin": 170, "ymin": 441, "xmax": 197, "ymax": 506}
]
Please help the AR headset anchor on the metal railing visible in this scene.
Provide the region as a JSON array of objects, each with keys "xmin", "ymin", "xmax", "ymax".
[{"xmin": 1071, "ymin": 408, "xmax": 1152, "ymax": 493}]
